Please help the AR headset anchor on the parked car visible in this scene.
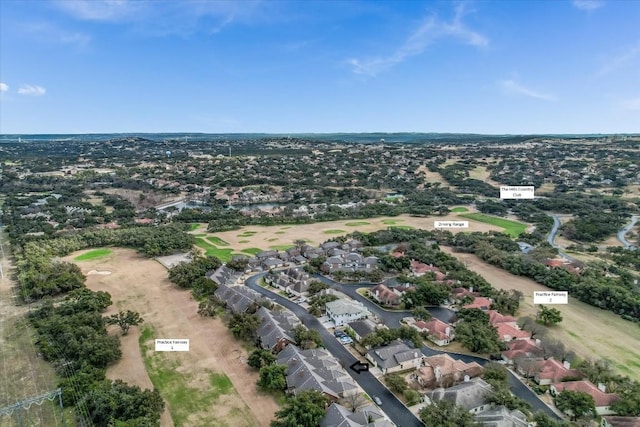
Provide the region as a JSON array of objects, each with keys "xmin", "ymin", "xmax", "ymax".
[{"xmin": 373, "ymin": 396, "xmax": 382, "ymax": 405}]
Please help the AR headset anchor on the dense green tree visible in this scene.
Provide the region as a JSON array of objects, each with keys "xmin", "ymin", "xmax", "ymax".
[
  {"xmin": 419, "ymin": 399, "xmax": 478, "ymax": 427},
  {"xmin": 248, "ymin": 349, "xmax": 276, "ymax": 369},
  {"xmin": 533, "ymin": 412, "xmax": 573, "ymax": 427},
  {"xmin": 611, "ymin": 382, "xmax": 640, "ymax": 416},
  {"xmin": 168, "ymin": 256, "xmax": 221, "ymax": 290},
  {"xmin": 482, "ymin": 362, "xmax": 509, "ymax": 387},
  {"xmin": 291, "ymin": 325, "xmax": 324, "ymax": 349},
  {"xmin": 271, "ymin": 390, "xmax": 329, "ymax": 427},
  {"xmin": 537, "ymin": 305, "xmax": 563, "ymax": 326},
  {"xmin": 554, "ymin": 390, "xmax": 596, "ymax": 421},
  {"xmin": 106, "ymin": 310, "xmax": 144, "ymax": 336},
  {"xmin": 228, "ymin": 313, "xmax": 260, "ymax": 342},
  {"xmin": 411, "ymin": 307, "xmax": 432, "ymax": 321},
  {"xmin": 384, "ymin": 374, "xmax": 408, "ymax": 394},
  {"xmin": 257, "ymin": 364, "xmax": 287, "ymax": 391}
]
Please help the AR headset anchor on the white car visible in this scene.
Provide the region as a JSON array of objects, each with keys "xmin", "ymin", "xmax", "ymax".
[{"xmin": 373, "ymin": 396, "xmax": 382, "ymax": 405}]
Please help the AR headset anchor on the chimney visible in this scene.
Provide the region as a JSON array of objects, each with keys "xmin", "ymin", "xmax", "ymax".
[
  {"xmin": 535, "ymin": 339, "xmax": 541, "ymax": 346},
  {"xmin": 469, "ymin": 286, "xmax": 474, "ymax": 293},
  {"xmin": 563, "ymin": 360, "xmax": 571, "ymax": 370},
  {"xmin": 464, "ymin": 375, "xmax": 470, "ymax": 382},
  {"xmin": 598, "ymin": 383, "xmax": 606, "ymax": 392}
]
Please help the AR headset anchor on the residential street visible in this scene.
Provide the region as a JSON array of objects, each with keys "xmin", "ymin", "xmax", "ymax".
[
  {"xmin": 246, "ymin": 274, "xmax": 424, "ymax": 427},
  {"xmin": 246, "ymin": 273, "xmax": 561, "ymax": 423}
]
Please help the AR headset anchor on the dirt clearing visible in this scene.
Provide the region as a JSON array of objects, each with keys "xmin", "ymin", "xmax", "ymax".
[
  {"xmin": 440, "ymin": 247, "xmax": 640, "ymax": 380},
  {"xmin": 66, "ymin": 248, "xmax": 278, "ymax": 427}
]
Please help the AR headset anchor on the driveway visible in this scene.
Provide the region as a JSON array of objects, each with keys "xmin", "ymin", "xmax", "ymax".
[
  {"xmin": 247, "ymin": 273, "xmax": 560, "ymax": 421},
  {"xmin": 246, "ymin": 274, "xmax": 424, "ymax": 427}
]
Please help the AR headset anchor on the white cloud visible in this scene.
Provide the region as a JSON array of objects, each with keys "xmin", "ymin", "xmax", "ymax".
[
  {"xmin": 500, "ymin": 79, "xmax": 556, "ymax": 101},
  {"xmin": 54, "ymin": 0, "xmax": 141, "ymax": 22},
  {"xmin": 18, "ymin": 84, "xmax": 46, "ymax": 96},
  {"xmin": 595, "ymin": 41, "xmax": 640, "ymax": 77},
  {"xmin": 622, "ymin": 97, "xmax": 640, "ymax": 111},
  {"xmin": 0, "ymin": 83, "xmax": 8, "ymax": 92},
  {"xmin": 54, "ymin": 0, "xmax": 262, "ymax": 36},
  {"xmin": 572, "ymin": 0, "xmax": 604, "ymax": 11},
  {"xmin": 347, "ymin": 3, "xmax": 488, "ymax": 76}
]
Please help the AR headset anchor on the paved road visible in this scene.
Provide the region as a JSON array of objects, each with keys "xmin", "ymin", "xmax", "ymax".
[
  {"xmin": 546, "ymin": 214, "xmax": 579, "ymax": 262},
  {"xmin": 617, "ymin": 215, "xmax": 639, "ymax": 249},
  {"xmin": 311, "ymin": 276, "xmax": 559, "ymax": 418},
  {"xmin": 247, "ymin": 273, "xmax": 561, "ymax": 421},
  {"xmin": 312, "ymin": 275, "xmax": 457, "ymax": 326},
  {"xmin": 246, "ymin": 274, "xmax": 424, "ymax": 427}
]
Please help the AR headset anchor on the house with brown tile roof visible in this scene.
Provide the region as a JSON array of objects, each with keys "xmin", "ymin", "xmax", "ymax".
[
  {"xmin": 494, "ymin": 323, "xmax": 531, "ymax": 342},
  {"xmin": 488, "ymin": 310, "xmax": 518, "ymax": 326},
  {"xmin": 551, "ymin": 380, "xmax": 620, "ymax": 415},
  {"xmin": 464, "ymin": 297, "xmax": 492, "ymax": 311},
  {"xmin": 412, "ymin": 318, "xmax": 454, "ymax": 346},
  {"xmin": 369, "ymin": 284, "xmax": 401, "ymax": 306},
  {"xmin": 602, "ymin": 416, "xmax": 640, "ymax": 427},
  {"xmin": 412, "ymin": 354, "xmax": 483, "ymax": 389},
  {"xmin": 535, "ymin": 359, "xmax": 582, "ymax": 385},
  {"xmin": 501, "ymin": 338, "xmax": 543, "ymax": 364}
]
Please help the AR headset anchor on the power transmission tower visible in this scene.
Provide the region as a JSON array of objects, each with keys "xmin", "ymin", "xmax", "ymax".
[{"xmin": 0, "ymin": 389, "xmax": 66, "ymax": 427}]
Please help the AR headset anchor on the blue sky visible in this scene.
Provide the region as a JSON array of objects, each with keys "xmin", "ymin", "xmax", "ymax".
[{"xmin": 1, "ymin": 0, "xmax": 639, "ymax": 134}]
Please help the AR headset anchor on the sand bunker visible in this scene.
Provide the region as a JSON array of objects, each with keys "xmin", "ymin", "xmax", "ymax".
[{"xmin": 87, "ymin": 270, "xmax": 112, "ymax": 275}]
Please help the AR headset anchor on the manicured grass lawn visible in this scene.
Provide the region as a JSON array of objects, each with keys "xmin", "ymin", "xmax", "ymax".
[
  {"xmin": 450, "ymin": 207, "xmax": 469, "ymax": 213},
  {"xmin": 237, "ymin": 231, "xmax": 258, "ymax": 237},
  {"xmin": 267, "ymin": 238, "xmax": 279, "ymax": 242},
  {"xmin": 345, "ymin": 221, "xmax": 371, "ymax": 226},
  {"xmin": 195, "ymin": 238, "xmax": 236, "ymax": 262},
  {"xmin": 323, "ymin": 229, "xmax": 346, "ymax": 235},
  {"xmin": 242, "ymin": 248, "xmax": 263, "ymax": 255},
  {"xmin": 459, "ymin": 213, "xmax": 527, "ymax": 237},
  {"xmin": 188, "ymin": 223, "xmax": 200, "ymax": 231},
  {"xmin": 280, "ymin": 226, "xmax": 291, "ymax": 229},
  {"xmin": 194, "ymin": 233, "xmax": 208, "ymax": 237},
  {"xmin": 74, "ymin": 248, "xmax": 112, "ymax": 261},
  {"xmin": 275, "ymin": 231, "xmax": 286, "ymax": 234},
  {"xmin": 269, "ymin": 244, "xmax": 294, "ymax": 251},
  {"xmin": 207, "ymin": 236, "xmax": 230, "ymax": 246},
  {"xmin": 390, "ymin": 225, "xmax": 415, "ymax": 230},
  {"xmin": 239, "ymin": 240, "xmax": 250, "ymax": 243},
  {"xmin": 381, "ymin": 219, "xmax": 404, "ymax": 225}
]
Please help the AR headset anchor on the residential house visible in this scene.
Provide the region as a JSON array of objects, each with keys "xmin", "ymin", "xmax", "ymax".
[
  {"xmin": 262, "ymin": 257, "xmax": 285, "ymax": 270},
  {"xmin": 488, "ymin": 310, "xmax": 518, "ymax": 326},
  {"xmin": 464, "ymin": 297, "xmax": 492, "ymax": 311},
  {"xmin": 535, "ymin": 359, "xmax": 582, "ymax": 385},
  {"xmin": 412, "ymin": 318, "xmax": 453, "ymax": 346},
  {"xmin": 320, "ymin": 402, "xmax": 393, "ymax": 427},
  {"xmin": 255, "ymin": 306, "xmax": 300, "ymax": 353},
  {"xmin": 412, "ymin": 354, "xmax": 483, "ymax": 389},
  {"xmin": 501, "ymin": 339, "xmax": 543, "ymax": 364},
  {"xmin": 214, "ymin": 284, "xmax": 266, "ymax": 314},
  {"xmin": 369, "ymin": 284, "xmax": 401, "ymax": 306},
  {"xmin": 474, "ymin": 406, "xmax": 530, "ymax": 427},
  {"xmin": 494, "ymin": 323, "xmax": 531, "ymax": 342},
  {"xmin": 426, "ymin": 378, "xmax": 493, "ymax": 414},
  {"xmin": 276, "ymin": 345, "xmax": 359, "ymax": 401},
  {"xmin": 551, "ymin": 381, "xmax": 620, "ymax": 415},
  {"xmin": 410, "ymin": 260, "xmax": 446, "ymax": 280},
  {"xmin": 347, "ymin": 319, "xmax": 379, "ymax": 342},
  {"xmin": 267, "ymin": 267, "xmax": 311, "ymax": 296},
  {"xmin": 326, "ymin": 299, "xmax": 369, "ymax": 326},
  {"xmin": 602, "ymin": 417, "xmax": 640, "ymax": 427},
  {"xmin": 366, "ymin": 339, "xmax": 424, "ymax": 375},
  {"xmin": 206, "ymin": 265, "xmax": 240, "ymax": 287},
  {"xmin": 321, "ymin": 253, "xmax": 378, "ymax": 274}
]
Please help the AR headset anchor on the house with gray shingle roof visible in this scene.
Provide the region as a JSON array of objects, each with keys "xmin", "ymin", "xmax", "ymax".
[
  {"xmin": 276, "ymin": 345, "xmax": 358, "ymax": 401},
  {"xmin": 425, "ymin": 378, "xmax": 493, "ymax": 414},
  {"xmin": 256, "ymin": 306, "xmax": 300, "ymax": 353},
  {"xmin": 474, "ymin": 406, "xmax": 529, "ymax": 427},
  {"xmin": 214, "ymin": 284, "xmax": 266, "ymax": 313},
  {"xmin": 366, "ymin": 339, "xmax": 424, "ymax": 375},
  {"xmin": 320, "ymin": 402, "xmax": 394, "ymax": 427},
  {"xmin": 326, "ymin": 299, "xmax": 369, "ymax": 326}
]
